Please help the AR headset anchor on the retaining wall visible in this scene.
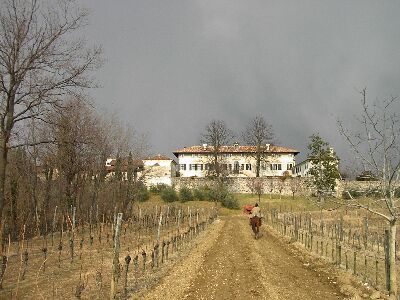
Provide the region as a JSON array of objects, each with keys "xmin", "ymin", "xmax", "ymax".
[{"xmin": 171, "ymin": 177, "xmax": 399, "ymax": 197}]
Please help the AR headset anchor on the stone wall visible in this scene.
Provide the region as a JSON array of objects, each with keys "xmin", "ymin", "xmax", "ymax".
[
  {"xmin": 172, "ymin": 177, "xmax": 400, "ymax": 197},
  {"xmin": 337, "ymin": 180, "xmax": 400, "ymax": 194},
  {"xmin": 172, "ymin": 177, "xmax": 312, "ymax": 196}
]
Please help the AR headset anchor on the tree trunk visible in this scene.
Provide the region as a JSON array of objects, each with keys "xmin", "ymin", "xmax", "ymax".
[
  {"xmin": 389, "ymin": 220, "xmax": 397, "ymax": 296},
  {"xmin": 214, "ymin": 153, "xmax": 219, "ymax": 177},
  {"xmin": 10, "ymin": 178, "xmax": 18, "ymax": 240},
  {"xmin": 44, "ymin": 168, "xmax": 53, "ymax": 230},
  {"xmin": 0, "ymin": 136, "xmax": 8, "ymax": 255}
]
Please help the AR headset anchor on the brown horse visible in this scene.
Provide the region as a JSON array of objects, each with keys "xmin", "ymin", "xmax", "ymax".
[{"xmin": 250, "ymin": 216, "xmax": 261, "ymax": 239}]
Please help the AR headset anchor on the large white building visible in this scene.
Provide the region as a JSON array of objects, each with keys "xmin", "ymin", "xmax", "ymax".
[
  {"xmin": 293, "ymin": 159, "xmax": 311, "ymax": 177},
  {"xmin": 105, "ymin": 155, "xmax": 177, "ymax": 186},
  {"xmin": 173, "ymin": 143, "xmax": 299, "ymax": 177},
  {"xmin": 292, "ymin": 148, "xmax": 338, "ymax": 178},
  {"xmin": 142, "ymin": 155, "xmax": 177, "ymax": 186}
]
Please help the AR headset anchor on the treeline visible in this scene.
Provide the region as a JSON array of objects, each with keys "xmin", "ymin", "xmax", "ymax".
[
  {"xmin": 0, "ymin": 0, "xmax": 151, "ymax": 247},
  {"xmin": 5, "ymin": 98, "xmax": 149, "ymax": 242}
]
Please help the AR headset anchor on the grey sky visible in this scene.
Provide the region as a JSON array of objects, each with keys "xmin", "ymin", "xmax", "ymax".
[{"xmin": 81, "ymin": 0, "xmax": 400, "ymax": 168}]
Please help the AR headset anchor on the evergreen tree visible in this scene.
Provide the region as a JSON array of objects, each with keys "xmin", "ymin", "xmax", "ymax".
[{"xmin": 307, "ymin": 134, "xmax": 340, "ymax": 200}]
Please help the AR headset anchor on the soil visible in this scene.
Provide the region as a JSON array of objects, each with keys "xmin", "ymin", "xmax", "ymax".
[{"xmin": 134, "ymin": 214, "xmax": 346, "ymax": 300}]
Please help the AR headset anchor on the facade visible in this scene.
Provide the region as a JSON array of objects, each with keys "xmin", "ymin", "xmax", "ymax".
[
  {"xmin": 293, "ymin": 159, "xmax": 311, "ymax": 177},
  {"xmin": 173, "ymin": 144, "xmax": 299, "ymax": 178},
  {"xmin": 105, "ymin": 158, "xmax": 144, "ymax": 180},
  {"xmin": 293, "ymin": 148, "xmax": 339, "ymax": 178},
  {"xmin": 142, "ymin": 155, "xmax": 177, "ymax": 187},
  {"xmin": 105, "ymin": 155, "xmax": 176, "ymax": 187}
]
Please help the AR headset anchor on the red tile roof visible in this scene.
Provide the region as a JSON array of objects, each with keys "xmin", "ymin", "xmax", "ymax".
[
  {"xmin": 144, "ymin": 154, "xmax": 172, "ymax": 161},
  {"xmin": 106, "ymin": 159, "xmax": 144, "ymax": 172},
  {"xmin": 173, "ymin": 145, "xmax": 299, "ymax": 156}
]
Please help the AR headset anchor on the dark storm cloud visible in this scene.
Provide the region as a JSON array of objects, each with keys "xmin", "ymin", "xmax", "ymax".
[{"xmin": 81, "ymin": 0, "xmax": 400, "ymax": 167}]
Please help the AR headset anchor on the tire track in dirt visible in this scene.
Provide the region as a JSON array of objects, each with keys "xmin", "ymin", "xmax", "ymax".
[
  {"xmin": 252, "ymin": 218, "xmax": 343, "ymax": 299},
  {"xmin": 184, "ymin": 216, "xmax": 269, "ymax": 300},
  {"xmin": 184, "ymin": 215, "xmax": 344, "ymax": 300}
]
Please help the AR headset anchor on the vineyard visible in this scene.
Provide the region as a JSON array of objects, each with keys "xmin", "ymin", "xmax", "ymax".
[
  {"xmin": 264, "ymin": 202, "xmax": 397, "ymax": 294},
  {"xmin": 0, "ymin": 202, "xmax": 218, "ymax": 299}
]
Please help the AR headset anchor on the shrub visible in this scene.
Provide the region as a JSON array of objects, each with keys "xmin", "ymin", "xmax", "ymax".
[
  {"xmin": 193, "ymin": 188, "xmax": 206, "ymax": 201},
  {"xmin": 365, "ymin": 188, "xmax": 382, "ymax": 198},
  {"xmin": 220, "ymin": 193, "xmax": 239, "ymax": 209},
  {"xmin": 161, "ymin": 187, "xmax": 179, "ymax": 203},
  {"xmin": 205, "ymin": 184, "xmax": 238, "ymax": 209},
  {"xmin": 136, "ymin": 187, "xmax": 150, "ymax": 202},
  {"xmin": 179, "ymin": 187, "xmax": 193, "ymax": 202},
  {"xmin": 149, "ymin": 183, "xmax": 168, "ymax": 194},
  {"xmin": 342, "ymin": 189, "xmax": 364, "ymax": 199},
  {"xmin": 207, "ymin": 184, "xmax": 229, "ymax": 202},
  {"xmin": 342, "ymin": 187, "xmax": 400, "ymax": 199}
]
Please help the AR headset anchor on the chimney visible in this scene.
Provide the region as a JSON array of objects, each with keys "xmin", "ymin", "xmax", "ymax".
[
  {"xmin": 233, "ymin": 142, "xmax": 239, "ymax": 148},
  {"xmin": 202, "ymin": 143, "xmax": 207, "ymax": 150},
  {"xmin": 265, "ymin": 143, "xmax": 270, "ymax": 151}
]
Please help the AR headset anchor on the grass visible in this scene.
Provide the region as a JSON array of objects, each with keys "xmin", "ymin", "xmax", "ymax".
[{"xmin": 234, "ymin": 193, "xmax": 322, "ymax": 211}]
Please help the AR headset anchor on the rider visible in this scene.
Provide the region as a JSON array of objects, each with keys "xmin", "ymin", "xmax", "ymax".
[
  {"xmin": 250, "ymin": 203, "xmax": 262, "ymax": 238},
  {"xmin": 250, "ymin": 203, "xmax": 261, "ymax": 218}
]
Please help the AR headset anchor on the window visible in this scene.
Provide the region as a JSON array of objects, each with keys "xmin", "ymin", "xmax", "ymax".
[
  {"xmin": 189, "ymin": 164, "xmax": 197, "ymax": 170},
  {"xmin": 270, "ymin": 164, "xmax": 282, "ymax": 171},
  {"xmin": 261, "ymin": 163, "xmax": 267, "ymax": 170},
  {"xmin": 245, "ymin": 164, "xmax": 252, "ymax": 170},
  {"xmin": 180, "ymin": 164, "xmax": 186, "ymax": 171},
  {"xmin": 197, "ymin": 164, "xmax": 203, "ymax": 171},
  {"xmin": 228, "ymin": 164, "xmax": 232, "ymax": 171},
  {"xmin": 240, "ymin": 164, "xmax": 244, "ymax": 170},
  {"xmin": 287, "ymin": 163, "xmax": 293, "ymax": 170}
]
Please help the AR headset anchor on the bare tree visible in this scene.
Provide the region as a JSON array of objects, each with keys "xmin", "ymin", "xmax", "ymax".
[
  {"xmin": 289, "ymin": 177, "xmax": 298, "ymax": 199},
  {"xmin": 51, "ymin": 98, "xmax": 102, "ymax": 209},
  {"xmin": 338, "ymin": 88, "xmax": 400, "ymax": 296},
  {"xmin": 200, "ymin": 119, "xmax": 233, "ymax": 178},
  {"xmin": 0, "ymin": 0, "xmax": 101, "ymax": 247},
  {"xmin": 242, "ymin": 116, "xmax": 275, "ymax": 177}
]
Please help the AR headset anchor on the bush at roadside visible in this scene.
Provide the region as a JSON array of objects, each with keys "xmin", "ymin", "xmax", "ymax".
[
  {"xmin": 161, "ymin": 187, "xmax": 179, "ymax": 202},
  {"xmin": 136, "ymin": 187, "xmax": 150, "ymax": 202},
  {"xmin": 193, "ymin": 187, "xmax": 206, "ymax": 201},
  {"xmin": 179, "ymin": 187, "xmax": 193, "ymax": 202},
  {"xmin": 149, "ymin": 183, "xmax": 168, "ymax": 194}
]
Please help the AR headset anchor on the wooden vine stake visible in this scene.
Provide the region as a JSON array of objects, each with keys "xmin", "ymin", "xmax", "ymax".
[
  {"xmin": 157, "ymin": 211, "xmax": 163, "ymax": 245},
  {"xmin": 110, "ymin": 213, "xmax": 123, "ymax": 299}
]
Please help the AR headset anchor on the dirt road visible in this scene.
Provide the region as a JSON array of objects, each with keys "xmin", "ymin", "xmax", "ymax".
[{"xmin": 133, "ymin": 215, "xmax": 345, "ymax": 300}]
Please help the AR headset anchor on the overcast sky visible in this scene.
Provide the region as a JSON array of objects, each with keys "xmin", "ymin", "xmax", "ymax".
[{"xmin": 81, "ymin": 0, "xmax": 400, "ymax": 168}]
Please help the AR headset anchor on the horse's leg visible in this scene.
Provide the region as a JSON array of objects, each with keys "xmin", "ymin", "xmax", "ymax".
[
  {"xmin": 251, "ymin": 219, "xmax": 257, "ymax": 238},
  {"xmin": 255, "ymin": 218, "xmax": 261, "ymax": 239}
]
